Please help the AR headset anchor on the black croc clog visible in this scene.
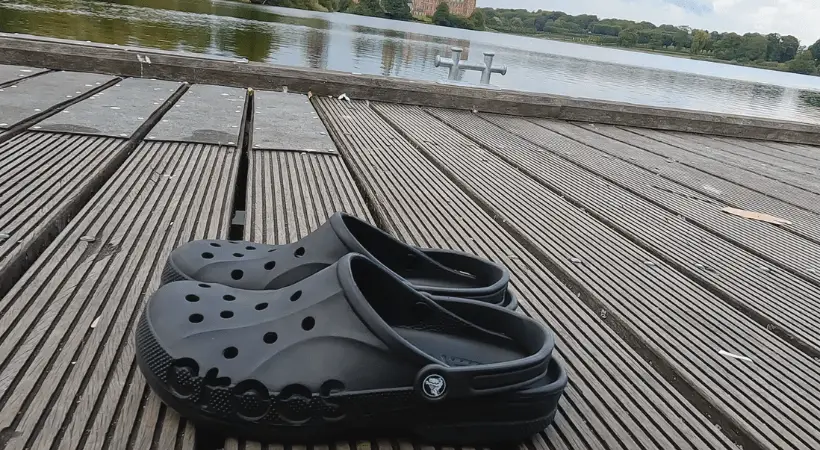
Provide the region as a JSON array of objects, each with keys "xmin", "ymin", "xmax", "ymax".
[
  {"xmin": 137, "ymin": 254, "xmax": 564, "ymax": 444},
  {"xmin": 162, "ymin": 212, "xmax": 513, "ymax": 308}
]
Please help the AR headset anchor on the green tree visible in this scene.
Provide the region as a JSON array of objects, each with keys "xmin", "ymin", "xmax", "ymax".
[
  {"xmin": 788, "ymin": 51, "xmax": 817, "ymax": 74},
  {"xmin": 352, "ymin": 0, "xmax": 383, "ymax": 16},
  {"xmin": 673, "ymin": 30, "xmax": 691, "ymax": 49},
  {"xmin": 432, "ymin": 2, "xmax": 450, "ymax": 26},
  {"xmin": 780, "ymin": 35, "xmax": 800, "ymax": 62},
  {"xmin": 618, "ymin": 30, "xmax": 637, "ymax": 47},
  {"xmin": 338, "ymin": 0, "xmax": 352, "ymax": 11},
  {"xmin": 470, "ymin": 10, "xmax": 486, "ymax": 30},
  {"xmin": 766, "ymin": 33, "xmax": 783, "ymax": 61},
  {"xmin": 510, "ymin": 17, "xmax": 524, "ymax": 29},
  {"xmin": 714, "ymin": 32, "xmax": 743, "ymax": 60},
  {"xmin": 691, "ymin": 29, "xmax": 709, "ymax": 54},
  {"xmin": 740, "ymin": 33, "xmax": 768, "ymax": 61},
  {"xmin": 591, "ymin": 23, "xmax": 621, "ymax": 36},
  {"xmin": 808, "ymin": 39, "xmax": 820, "ymax": 60},
  {"xmin": 383, "ymin": 0, "xmax": 411, "ymax": 20}
]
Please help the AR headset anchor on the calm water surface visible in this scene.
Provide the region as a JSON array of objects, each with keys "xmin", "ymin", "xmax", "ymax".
[{"xmin": 3, "ymin": 0, "xmax": 820, "ymax": 123}]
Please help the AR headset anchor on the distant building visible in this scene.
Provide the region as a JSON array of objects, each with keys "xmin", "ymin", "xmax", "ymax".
[{"xmin": 412, "ymin": 0, "xmax": 476, "ymax": 17}]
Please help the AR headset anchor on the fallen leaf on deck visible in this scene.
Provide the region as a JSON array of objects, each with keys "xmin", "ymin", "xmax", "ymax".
[
  {"xmin": 721, "ymin": 207, "xmax": 792, "ymax": 225},
  {"xmin": 90, "ymin": 316, "xmax": 101, "ymax": 329}
]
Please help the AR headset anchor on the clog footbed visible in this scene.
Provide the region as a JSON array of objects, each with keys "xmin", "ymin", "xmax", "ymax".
[
  {"xmin": 162, "ymin": 213, "xmax": 512, "ymax": 307},
  {"xmin": 137, "ymin": 254, "xmax": 564, "ymax": 443}
]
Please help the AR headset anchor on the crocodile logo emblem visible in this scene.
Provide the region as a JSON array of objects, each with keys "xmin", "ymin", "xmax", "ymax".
[{"xmin": 422, "ymin": 374, "xmax": 446, "ymax": 398}]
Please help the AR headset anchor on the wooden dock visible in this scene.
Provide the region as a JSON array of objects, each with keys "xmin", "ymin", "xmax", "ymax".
[{"xmin": 1, "ymin": 44, "xmax": 820, "ymax": 450}]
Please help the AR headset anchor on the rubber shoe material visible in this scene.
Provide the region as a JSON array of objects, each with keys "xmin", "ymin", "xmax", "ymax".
[
  {"xmin": 163, "ymin": 213, "xmax": 512, "ymax": 308},
  {"xmin": 137, "ymin": 254, "xmax": 565, "ymax": 444}
]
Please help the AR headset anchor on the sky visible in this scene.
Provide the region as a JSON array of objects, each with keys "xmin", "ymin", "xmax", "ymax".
[{"xmin": 477, "ymin": 0, "xmax": 820, "ymax": 45}]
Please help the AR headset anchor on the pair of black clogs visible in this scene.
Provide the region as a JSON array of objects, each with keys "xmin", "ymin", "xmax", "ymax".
[{"xmin": 135, "ymin": 212, "xmax": 567, "ymax": 444}]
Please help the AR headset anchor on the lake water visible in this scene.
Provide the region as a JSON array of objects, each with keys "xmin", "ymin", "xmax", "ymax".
[{"xmin": 3, "ymin": 0, "xmax": 820, "ymax": 124}]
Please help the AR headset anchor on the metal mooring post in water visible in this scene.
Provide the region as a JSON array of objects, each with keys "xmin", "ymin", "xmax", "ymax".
[{"xmin": 435, "ymin": 47, "xmax": 508, "ymax": 85}]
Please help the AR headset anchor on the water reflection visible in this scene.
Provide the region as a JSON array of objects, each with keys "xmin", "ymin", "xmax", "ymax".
[{"xmin": 2, "ymin": 0, "xmax": 820, "ymax": 123}]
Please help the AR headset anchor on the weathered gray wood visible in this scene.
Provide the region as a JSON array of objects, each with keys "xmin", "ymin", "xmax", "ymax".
[
  {"xmin": 252, "ymin": 91, "xmax": 336, "ymax": 153},
  {"xmin": 588, "ymin": 124, "xmax": 820, "ymax": 215},
  {"xmin": 436, "ymin": 108, "xmax": 820, "ymax": 357},
  {"xmin": 536, "ymin": 121, "xmax": 820, "ymax": 246},
  {"xmin": 369, "ymin": 100, "xmax": 820, "ymax": 450},
  {"xmin": 34, "ymin": 77, "xmax": 180, "ymax": 137},
  {"xmin": 146, "ymin": 84, "xmax": 246, "ymax": 145},
  {"xmin": 0, "ymin": 63, "xmax": 46, "ymax": 85},
  {"xmin": 2, "ymin": 34, "xmax": 820, "ymax": 144},
  {"xmin": 315, "ymin": 98, "xmax": 737, "ymax": 450},
  {"xmin": 0, "ymin": 132, "xmax": 128, "ymax": 300},
  {"xmin": 0, "ymin": 71, "xmax": 114, "ymax": 128},
  {"xmin": 246, "ymin": 151, "xmax": 370, "ymax": 243},
  {"xmin": 0, "ymin": 141, "xmax": 238, "ymax": 450}
]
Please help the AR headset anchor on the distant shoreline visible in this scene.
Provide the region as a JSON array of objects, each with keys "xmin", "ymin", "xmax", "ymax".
[{"xmin": 513, "ymin": 31, "xmax": 796, "ymax": 74}]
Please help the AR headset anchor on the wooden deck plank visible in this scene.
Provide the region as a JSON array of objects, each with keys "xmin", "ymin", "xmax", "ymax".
[
  {"xmin": 480, "ymin": 114, "xmax": 820, "ymax": 288},
  {"xmin": 0, "ymin": 64, "xmax": 46, "ymax": 85},
  {"xmin": 0, "ymin": 141, "xmax": 238, "ymax": 450},
  {"xmin": 630, "ymin": 128, "xmax": 820, "ymax": 195},
  {"xmin": 34, "ymin": 77, "xmax": 181, "ymax": 138},
  {"xmin": 0, "ymin": 133, "xmax": 128, "ymax": 305},
  {"xmin": 431, "ymin": 110, "xmax": 820, "ymax": 354},
  {"xmin": 246, "ymin": 150, "xmax": 372, "ymax": 243},
  {"xmin": 711, "ymin": 136, "xmax": 820, "ymax": 169},
  {"xmin": 526, "ymin": 121, "xmax": 820, "ymax": 248},
  {"xmin": 252, "ymin": 90, "xmax": 337, "ymax": 153},
  {"xmin": 369, "ymin": 101, "xmax": 820, "ymax": 450},
  {"xmin": 0, "ymin": 79, "xmax": 183, "ymax": 302},
  {"xmin": 315, "ymin": 98, "xmax": 736, "ymax": 450},
  {"xmin": 146, "ymin": 84, "xmax": 246, "ymax": 145},
  {"xmin": 0, "ymin": 71, "xmax": 114, "ymax": 129},
  {"xmin": 586, "ymin": 124, "xmax": 820, "ymax": 216},
  {"xmin": 680, "ymin": 133, "xmax": 820, "ymax": 173},
  {"xmin": 751, "ymin": 140, "xmax": 820, "ymax": 161}
]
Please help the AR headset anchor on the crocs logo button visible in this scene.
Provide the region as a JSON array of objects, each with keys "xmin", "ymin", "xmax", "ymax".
[{"xmin": 422, "ymin": 374, "xmax": 446, "ymax": 398}]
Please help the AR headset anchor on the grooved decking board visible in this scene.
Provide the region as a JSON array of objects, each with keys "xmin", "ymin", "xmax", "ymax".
[
  {"xmin": 315, "ymin": 98, "xmax": 736, "ymax": 450},
  {"xmin": 441, "ymin": 111, "xmax": 820, "ymax": 353},
  {"xmin": 226, "ymin": 150, "xmax": 373, "ymax": 449},
  {"xmin": 34, "ymin": 77, "xmax": 181, "ymax": 137},
  {"xmin": 146, "ymin": 84, "xmax": 246, "ymax": 145},
  {"xmin": 0, "ymin": 132, "xmax": 129, "ymax": 300},
  {"xmin": 711, "ymin": 136, "xmax": 820, "ymax": 169},
  {"xmin": 370, "ymin": 101, "xmax": 820, "ymax": 450},
  {"xmin": 754, "ymin": 140, "xmax": 820, "ymax": 161},
  {"xmin": 476, "ymin": 113, "xmax": 820, "ymax": 288},
  {"xmin": 246, "ymin": 150, "xmax": 372, "ymax": 243},
  {"xmin": 630, "ymin": 128, "xmax": 820, "ymax": 195},
  {"xmin": 589, "ymin": 124, "xmax": 820, "ymax": 215},
  {"xmin": 0, "ymin": 142, "xmax": 239, "ymax": 450},
  {"xmin": 0, "ymin": 64, "xmax": 46, "ymax": 85},
  {"xmin": 252, "ymin": 91, "xmax": 336, "ymax": 153},
  {"xmin": 531, "ymin": 121, "xmax": 820, "ymax": 246},
  {"xmin": 680, "ymin": 132, "xmax": 820, "ymax": 174},
  {"xmin": 0, "ymin": 71, "xmax": 114, "ymax": 128}
]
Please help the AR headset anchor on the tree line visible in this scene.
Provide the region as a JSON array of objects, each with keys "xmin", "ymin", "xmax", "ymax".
[
  {"xmin": 481, "ymin": 9, "xmax": 820, "ymax": 75},
  {"xmin": 248, "ymin": 1, "xmax": 820, "ymax": 75}
]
